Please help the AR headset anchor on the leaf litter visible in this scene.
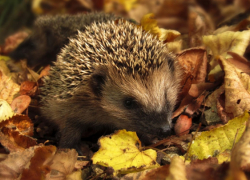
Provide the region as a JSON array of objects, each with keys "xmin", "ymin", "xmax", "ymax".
[{"xmin": 1, "ymin": 0, "xmax": 250, "ymax": 179}]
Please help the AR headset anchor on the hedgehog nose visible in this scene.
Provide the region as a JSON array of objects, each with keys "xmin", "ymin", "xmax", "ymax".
[
  {"xmin": 160, "ymin": 116, "xmax": 172, "ymax": 132},
  {"xmin": 161, "ymin": 124, "xmax": 171, "ymax": 133}
]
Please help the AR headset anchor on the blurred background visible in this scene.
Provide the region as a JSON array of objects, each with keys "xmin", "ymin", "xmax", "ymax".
[{"xmin": 0, "ymin": 0, "xmax": 249, "ymax": 48}]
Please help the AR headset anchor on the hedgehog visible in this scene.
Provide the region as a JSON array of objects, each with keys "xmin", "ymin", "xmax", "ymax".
[
  {"xmin": 38, "ymin": 14, "xmax": 181, "ymax": 152},
  {"xmin": 8, "ymin": 13, "xmax": 116, "ymax": 70}
]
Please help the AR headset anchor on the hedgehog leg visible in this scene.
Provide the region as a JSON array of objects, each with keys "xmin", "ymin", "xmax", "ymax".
[{"xmin": 58, "ymin": 122, "xmax": 84, "ymax": 155}]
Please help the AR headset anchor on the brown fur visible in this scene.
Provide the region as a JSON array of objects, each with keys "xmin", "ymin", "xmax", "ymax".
[{"xmin": 40, "ymin": 15, "xmax": 181, "ymax": 151}]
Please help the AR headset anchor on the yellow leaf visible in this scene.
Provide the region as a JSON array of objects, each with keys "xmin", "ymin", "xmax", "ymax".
[
  {"xmin": 202, "ymin": 30, "xmax": 250, "ymax": 81},
  {"xmin": 217, "ymin": 150, "xmax": 231, "ymax": 164},
  {"xmin": 188, "ymin": 111, "xmax": 249, "ymax": 160},
  {"xmin": 140, "ymin": 13, "xmax": 181, "ymax": 42},
  {"xmin": 0, "ymin": 99, "xmax": 14, "ymax": 121},
  {"xmin": 66, "ymin": 170, "xmax": 82, "ymax": 180},
  {"xmin": 104, "ymin": 0, "xmax": 137, "ymax": 12},
  {"xmin": 0, "ymin": 60, "xmax": 20, "ymax": 104},
  {"xmin": 0, "ymin": 56, "xmax": 10, "ymax": 61},
  {"xmin": 119, "ymin": 0, "xmax": 137, "ymax": 11},
  {"xmin": 32, "ymin": 0, "xmax": 43, "ymax": 14},
  {"xmin": 92, "ymin": 130, "xmax": 159, "ymax": 175}
]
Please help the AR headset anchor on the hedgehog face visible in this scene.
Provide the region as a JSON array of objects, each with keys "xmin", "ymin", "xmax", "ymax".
[{"xmin": 91, "ymin": 59, "xmax": 180, "ymax": 136}]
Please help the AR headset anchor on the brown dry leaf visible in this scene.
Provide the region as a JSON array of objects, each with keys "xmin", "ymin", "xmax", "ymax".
[
  {"xmin": 228, "ymin": 114, "xmax": 250, "ymax": 180},
  {"xmin": 1, "ymin": 127, "xmax": 37, "ymax": 149},
  {"xmin": 227, "ymin": 51, "xmax": 250, "ymax": 74},
  {"xmin": 0, "ymin": 131, "xmax": 24, "ymax": 152},
  {"xmin": 219, "ymin": 56, "xmax": 250, "ymax": 117},
  {"xmin": 120, "ymin": 165, "xmax": 170, "ymax": 180},
  {"xmin": 185, "ymin": 93, "xmax": 206, "ymax": 116},
  {"xmin": 39, "ymin": 65, "xmax": 51, "ymax": 79},
  {"xmin": 173, "ymin": 83, "xmax": 216, "ymax": 118},
  {"xmin": 216, "ymin": 93, "xmax": 234, "ymax": 124},
  {"xmin": 177, "ymin": 48, "xmax": 207, "ymax": 100},
  {"xmin": 0, "ymin": 31, "xmax": 29, "ymax": 55},
  {"xmin": 27, "ymin": 68, "xmax": 40, "ymax": 82},
  {"xmin": 0, "ymin": 114, "xmax": 34, "ymax": 136},
  {"xmin": 188, "ymin": 5, "xmax": 214, "ymax": 47},
  {"xmin": 11, "ymin": 95, "xmax": 31, "ymax": 114},
  {"xmin": 204, "ymin": 85, "xmax": 226, "ymax": 125},
  {"xmin": 0, "ymin": 60, "xmax": 20, "ymax": 104},
  {"xmin": 0, "ymin": 114, "xmax": 35, "ymax": 149},
  {"xmin": 20, "ymin": 145, "xmax": 57, "ymax": 180},
  {"xmin": 45, "ymin": 149, "xmax": 87, "ymax": 179},
  {"xmin": 186, "ymin": 158, "xmax": 220, "ymax": 180},
  {"xmin": 19, "ymin": 81, "xmax": 37, "ymax": 96},
  {"xmin": 0, "ymin": 145, "xmax": 43, "ymax": 179}
]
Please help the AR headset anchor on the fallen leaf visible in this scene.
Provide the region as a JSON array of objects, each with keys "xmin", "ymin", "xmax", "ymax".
[
  {"xmin": 0, "ymin": 99, "xmax": 15, "ymax": 121},
  {"xmin": 0, "ymin": 145, "xmax": 42, "ymax": 179},
  {"xmin": 173, "ymin": 83, "xmax": 216, "ymax": 118},
  {"xmin": 188, "ymin": 5, "xmax": 214, "ymax": 47},
  {"xmin": 65, "ymin": 170, "xmax": 82, "ymax": 180},
  {"xmin": 104, "ymin": 0, "xmax": 137, "ymax": 13},
  {"xmin": 217, "ymin": 150, "xmax": 231, "ymax": 164},
  {"xmin": 230, "ymin": 112, "xmax": 250, "ymax": 173},
  {"xmin": 11, "ymin": 95, "xmax": 31, "ymax": 114},
  {"xmin": 177, "ymin": 48, "xmax": 207, "ymax": 100},
  {"xmin": 0, "ymin": 131, "xmax": 24, "ymax": 152},
  {"xmin": 1, "ymin": 127, "xmax": 37, "ymax": 149},
  {"xmin": 1, "ymin": 31, "xmax": 29, "ymax": 55},
  {"xmin": 188, "ymin": 111, "xmax": 249, "ymax": 160},
  {"xmin": 20, "ymin": 145, "xmax": 57, "ymax": 180},
  {"xmin": 92, "ymin": 129, "xmax": 159, "ymax": 175},
  {"xmin": 0, "ymin": 114, "xmax": 34, "ymax": 136},
  {"xmin": 19, "ymin": 81, "xmax": 37, "ymax": 96},
  {"xmin": 186, "ymin": 157, "xmax": 220, "ymax": 180},
  {"xmin": 39, "ymin": 65, "xmax": 50, "ymax": 79},
  {"xmin": 166, "ymin": 40, "xmax": 182, "ymax": 54},
  {"xmin": 203, "ymin": 30, "xmax": 250, "ymax": 81},
  {"xmin": 219, "ymin": 56, "xmax": 250, "ymax": 117},
  {"xmin": 0, "ymin": 61, "xmax": 20, "ymax": 104},
  {"xmin": 227, "ymin": 51, "xmax": 250, "ymax": 74},
  {"xmin": 140, "ymin": 13, "xmax": 181, "ymax": 42},
  {"xmin": 120, "ymin": 165, "xmax": 169, "ymax": 180},
  {"xmin": 45, "ymin": 149, "xmax": 86, "ymax": 179},
  {"xmin": 166, "ymin": 156, "xmax": 187, "ymax": 180}
]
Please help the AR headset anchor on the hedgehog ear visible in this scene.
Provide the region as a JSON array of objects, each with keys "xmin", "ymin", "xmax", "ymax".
[{"xmin": 90, "ymin": 67, "xmax": 107, "ymax": 97}]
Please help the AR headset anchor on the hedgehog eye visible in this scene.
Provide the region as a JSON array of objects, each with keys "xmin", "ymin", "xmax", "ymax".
[{"xmin": 123, "ymin": 97, "xmax": 137, "ymax": 109}]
